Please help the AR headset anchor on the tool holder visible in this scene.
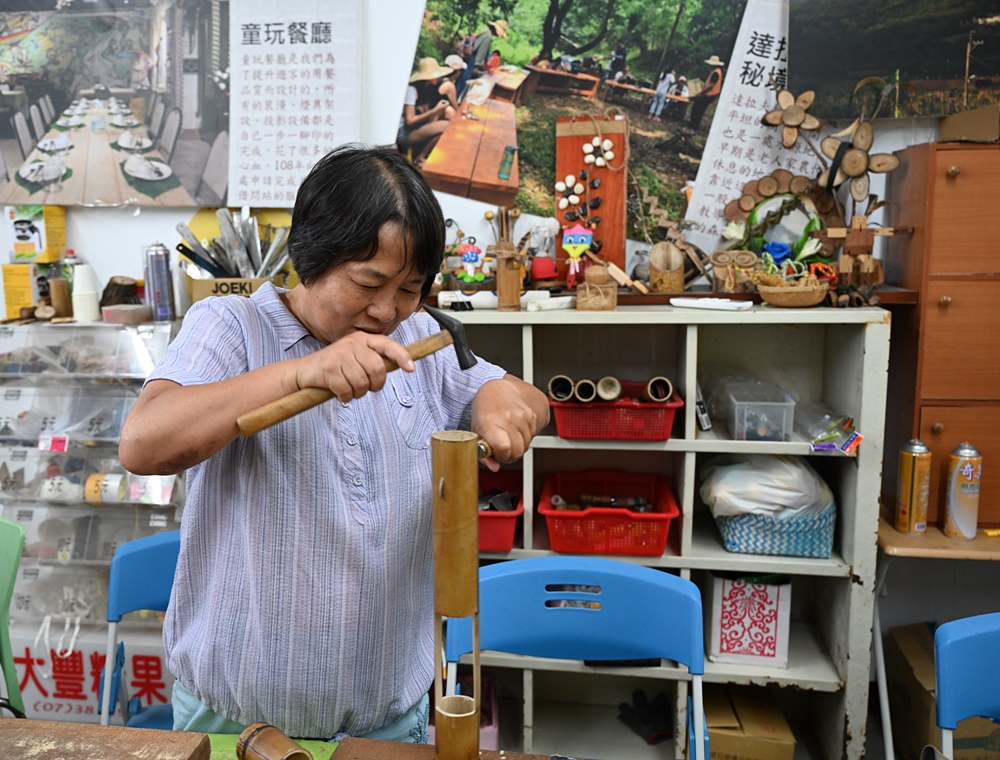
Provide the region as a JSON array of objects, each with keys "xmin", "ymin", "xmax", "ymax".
[{"xmin": 432, "ymin": 430, "xmax": 481, "ymax": 760}]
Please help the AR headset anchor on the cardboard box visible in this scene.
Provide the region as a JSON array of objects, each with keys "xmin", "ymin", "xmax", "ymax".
[
  {"xmin": 5, "ymin": 206, "xmax": 66, "ymax": 264},
  {"xmin": 691, "ymin": 684, "xmax": 795, "ymax": 760},
  {"xmin": 939, "ymin": 104, "xmax": 1000, "ymax": 144},
  {"xmin": 886, "ymin": 623, "xmax": 1000, "ymax": 760},
  {"xmin": 188, "ymin": 276, "xmax": 270, "ymax": 303},
  {"xmin": 705, "ymin": 572, "xmax": 791, "ymax": 668},
  {"xmin": 2, "ymin": 263, "xmax": 42, "ymax": 319}
]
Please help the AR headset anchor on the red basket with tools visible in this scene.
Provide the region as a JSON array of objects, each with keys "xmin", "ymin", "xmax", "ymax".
[
  {"xmin": 478, "ymin": 468, "xmax": 523, "ymax": 552},
  {"xmin": 537, "ymin": 469, "xmax": 680, "ymax": 556},
  {"xmin": 549, "ymin": 380, "xmax": 683, "ymax": 441}
]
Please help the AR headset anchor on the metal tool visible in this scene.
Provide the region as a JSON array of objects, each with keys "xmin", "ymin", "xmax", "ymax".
[{"xmin": 237, "ymin": 305, "xmax": 477, "ymax": 436}]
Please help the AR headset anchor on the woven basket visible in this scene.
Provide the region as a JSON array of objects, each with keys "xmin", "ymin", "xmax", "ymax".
[
  {"xmin": 715, "ymin": 502, "xmax": 836, "ymax": 558},
  {"xmin": 757, "ymin": 283, "xmax": 829, "ymax": 308}
]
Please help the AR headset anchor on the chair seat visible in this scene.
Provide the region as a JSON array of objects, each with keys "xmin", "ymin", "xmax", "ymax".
[{"xmin": 126, "ymin": 701, "xmax": 173, "ymax": 730}]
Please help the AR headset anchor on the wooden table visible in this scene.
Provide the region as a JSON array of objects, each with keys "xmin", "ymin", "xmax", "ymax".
[
  {"xmin": 873, "ymin": 513, "xmax": 1000, "ymax": 760},
  {"xmin": 489, "ymin": 70, "xmax": 529, "ymax": 105},
  {"xmin": 335, "ymin": 736, "xmax": 556, "ymax": 758},
  {"xmin": 422, "ymin": 99, "xmax": 518, "ymax": 207},
  {"xmin": 602, "ymin": 80, "xmax": 656, "ymax": 106},
  {"xmin": 0, "ymin": 99, "xmax": 195, "ymax": 207},
  {"xmin": 522, "ymin": 66, "xmax": 600, "ymax": 99},
  {"xmin": 0, "ymin": 718, "xmax": 211, "ymax": 759}
]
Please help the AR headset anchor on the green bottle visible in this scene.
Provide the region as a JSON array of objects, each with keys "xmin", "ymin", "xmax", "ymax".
[{"xmin": 498, "ymin": 145, "xmax": 517, "ymax": 180}]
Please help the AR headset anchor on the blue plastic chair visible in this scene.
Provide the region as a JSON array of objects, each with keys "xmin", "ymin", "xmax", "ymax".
[
  {"xmin": 444, "ymin": 556, "xmax": 707, "ymax": 760},
  {"xmin": 934, "ymin": 611, "xmax": 1000, "ymax": 758},
  {"xmin": 1, "ymin": 517, "xmax": 27, "ymax": 718},
  {"xmin": 99, "ymin": 530, "xmax": 180, "ymax": 728}
]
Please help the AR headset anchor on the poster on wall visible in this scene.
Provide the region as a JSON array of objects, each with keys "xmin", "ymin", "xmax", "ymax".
[
  {"xmin": 683, "ymin": 0, "xmax": 825, "ymax": 257},
  {"xmin": 402, "ymin": 0, "xmax": 750, "ymax": 284},
  {"xmin": 227, "ymin": 0, "xmax": 362, "ymax": 207},
  {"xmin": 788, "ymin": 0, "xmax": 1000, "ymax": 120},
  {"xmin": 0, "ymin": 1, "xmax": 227, "ymax": 208}
]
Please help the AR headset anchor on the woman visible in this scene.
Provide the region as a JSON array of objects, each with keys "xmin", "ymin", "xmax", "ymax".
[
  {"xmin": 397, "ymin": 57, "xmax": 458, "ymax": 168},
  {"xmin": 119, "ymin": 144, "xmax": 548, "ymax": 743}
]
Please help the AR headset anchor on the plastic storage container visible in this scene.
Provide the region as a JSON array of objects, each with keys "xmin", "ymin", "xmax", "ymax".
[
  {"xmin": 537, "ymin": 469, "xmax": 680, "ymax": 556},
  {"xmin": 549, "ymin": 380, "xmax": 683, "ymax": 441},
  {"xmin": 478, "ymin": 468, "xmax": 522, "ymax": 552},
  {"xmin": 725, "ymin": 382, "xmax": 795, "ymax": 442}
]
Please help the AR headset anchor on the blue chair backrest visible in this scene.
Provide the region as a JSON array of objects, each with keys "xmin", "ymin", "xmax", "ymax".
[
  {"xmin": 935, "ymin": 611, "xmax": 1000, "ymax": 730},
  {"xmin": 445, "ymin": 555, "xmax": 704, "ymax": 672},
  {"xmin": 107, "ymin": 531, "xmax": 180, "ymax": 623}
]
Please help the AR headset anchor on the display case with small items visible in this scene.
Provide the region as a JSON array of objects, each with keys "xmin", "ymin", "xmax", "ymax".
[{"xmin": 0, "ymin": 323, "xmax": 180, "ymax": 644}]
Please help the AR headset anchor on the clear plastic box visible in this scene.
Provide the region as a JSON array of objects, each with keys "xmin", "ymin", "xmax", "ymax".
[{"xmin": 725, "ymin": 382, "xmax": 795, "ymax": 442}]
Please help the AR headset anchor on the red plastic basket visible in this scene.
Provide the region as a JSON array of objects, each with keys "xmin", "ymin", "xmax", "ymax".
[
  {"xmin": 478, "ymin": 469, "xmax": 523, "ymax": 552},
  {"xmin": 549, "ymin": 380, "xmax": 683, "ymax": 441},
  {"xmin": 537, "ymin": 470, "xmax": 679, "ymax": 556}
]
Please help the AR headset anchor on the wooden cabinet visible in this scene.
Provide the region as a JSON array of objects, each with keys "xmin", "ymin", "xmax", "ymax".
[
  {"xmin": 453, "ymin": 307, "xmax": 890, "ymax": 760},
  {"xmin": 884, "ymin": 142, "xmax": 1000, "ymax": 525}
]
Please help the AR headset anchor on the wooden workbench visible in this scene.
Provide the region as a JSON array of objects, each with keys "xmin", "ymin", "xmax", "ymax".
[
  {"xmin": 422, "ymin": 99, "xmax": 518, "ymax": 206},
  {"xmin": 490, "ymin": 70, "xmax": 529, "ymax": 105}
]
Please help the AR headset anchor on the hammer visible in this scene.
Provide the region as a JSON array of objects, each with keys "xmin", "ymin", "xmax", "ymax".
[{"xmin": 236, "ymin": 305, "xmax": 479, "ymax": 437}]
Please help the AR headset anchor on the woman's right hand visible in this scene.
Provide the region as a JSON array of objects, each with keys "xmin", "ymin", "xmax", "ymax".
[{"xmin": 292, "ymin": 331, "xmax": 416, "ymax": 403}]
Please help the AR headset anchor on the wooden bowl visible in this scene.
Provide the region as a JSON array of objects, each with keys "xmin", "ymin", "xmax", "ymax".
[{"xmin": 757, "ymin": 283, "xmax": 829, "ymax": 308}]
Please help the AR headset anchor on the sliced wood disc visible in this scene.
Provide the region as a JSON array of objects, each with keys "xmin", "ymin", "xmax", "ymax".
[
  {"xmin": 740, "ymin": 179, "xmax": 760, "ymax": 198},
  {"xmin": 853, "ymin": 121, "xmax": 874, "ymax": 151},
  {"xmin": 723, "ymin": 199, "xmax": 743, "ymax": 220},
  {"xmin": 796, "ymin": 90, "xmax": 816, "ymax": 109},
  {"xmin": 841, "ymin": 147, "xmax": 870, "ymax": 177},
  {"xmin": 763, "ymin": 109, "xmax": 784, "ymax": 126},
  {"xmin": 757, "ymin": 175, "xmax": 779, "ymax": 197},
  {"xmin": 869, "ymin": 153, "xmax": 900, "ymax": 173},
  {"xmin": 776, "ymin": 89, "xmax": 795, "ymax": 109},
  {"xmin": 783, "ymin": 103, "xmax": 806, "ymax": 127},
  {"xmin": 782, "ymin": 125, "xmax": 799, "ymax": 149},
  {"xmin": 738, "ymin": 194, "xmax": 757, "ymax": 212},
  {"xmin": 772, "ymin": 169, "xmax": 794, "ymax": 194},
  {"xmin": 820, "ymin": 136, "xmax": 843, "ymax": 159},
  {"xmin": 789, "ymin": 175, "xmax": 811, "ymax": 194},
  {"xmin": 813, "ymin": 192, "xmax": 836, "ymax": 214},
  {"xmin": 850, "ymin": 173, "xmax": 871, "ymax": 203}
]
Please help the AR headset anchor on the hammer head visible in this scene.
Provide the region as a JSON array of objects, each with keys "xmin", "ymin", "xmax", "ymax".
[{"xmin": 423, "ymin": 304, "xmax": 478, "ymax": 370}]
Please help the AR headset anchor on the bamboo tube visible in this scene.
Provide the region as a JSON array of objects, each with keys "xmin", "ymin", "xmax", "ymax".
[
  {"xmin": 547, "ymin": 374, "xmax": 575, "ymax": 401},
  {"xmin": 574, "ymin": 378, "xmax": 598, "ymax": 403},
  {"xmin": 432, "ymin": 430, "xmax": 481, "ymax": 760},
  {"xmin": 596, "ymin": 376, "xmax": 622, "ymax": 401},
  {"xmin": 237, "ymin": 723, "xmax": 313, "ymax": 760},
  {"xmin": 644, "ymin": 376, "xmax": 673, "ymax": 402}
]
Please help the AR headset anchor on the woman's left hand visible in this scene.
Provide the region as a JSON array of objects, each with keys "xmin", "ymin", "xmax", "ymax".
[{"xmin": 472, "ymin": 376, "xmax": 549, "ymax": 471}]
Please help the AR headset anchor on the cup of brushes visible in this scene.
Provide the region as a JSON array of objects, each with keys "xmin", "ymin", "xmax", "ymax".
[{"xmin": 177, "ymin": 210, "xmax": 292, "ymax": 303}]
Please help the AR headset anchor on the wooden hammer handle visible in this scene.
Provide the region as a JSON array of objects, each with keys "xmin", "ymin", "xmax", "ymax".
[{"xmin": 237, "ymin": 331, "xmax": 455, "ymax": 436}]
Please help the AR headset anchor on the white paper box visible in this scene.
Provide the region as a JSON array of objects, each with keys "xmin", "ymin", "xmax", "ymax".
[{"xmin": 705, "ymin": 572, "xmax": 791, "ymax": 668}]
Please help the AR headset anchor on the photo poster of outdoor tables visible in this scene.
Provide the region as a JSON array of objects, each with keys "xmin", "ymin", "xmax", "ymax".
[
  {"xmin": 683, "ymin": 0, "xmax": 825, "ymax": 257},
  {"xmin": 788, "ymin": 0, "xmax": 1000, "ymax": 120},
  {"xmin": 227, "ymin": 0, "xmax": 362, "ymax": 208}
]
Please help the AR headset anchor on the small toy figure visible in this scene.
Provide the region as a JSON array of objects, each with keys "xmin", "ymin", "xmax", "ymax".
[
  {"xmin": 457, "ymin": 241, "xmax": 484, "ymax": 281},
  {"xmin": 561, "ymin": 223, "xmax": 593, "ymax": 289}
]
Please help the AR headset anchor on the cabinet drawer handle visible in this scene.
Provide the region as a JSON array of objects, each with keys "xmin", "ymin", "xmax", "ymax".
[
  {"xmin": 932, "ymin": 422, "xmax": 945, "ymax": 434},
  {"xmin": 947, "ymin": 165, "xmax": 961, "ymax": 177},
  {"xmin": 939, "ymin": 296, "xmax": 952, "ymax": 307}
]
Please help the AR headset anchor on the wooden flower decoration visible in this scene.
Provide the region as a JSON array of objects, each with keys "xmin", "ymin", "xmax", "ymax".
[
  {"xmin": 582, "ymin": 137, "xmax": 615, "ymax": 167},
  {"xmin": 554, "ymin": 174, "xmax": 584, "ymax": 210},
  {"xmin": 762, "ymin": 90, "xmax": 821, "ymax": 148},
  {"xmin": 817, "ymin": 122, "xmax": 900, "ymax": 202}
]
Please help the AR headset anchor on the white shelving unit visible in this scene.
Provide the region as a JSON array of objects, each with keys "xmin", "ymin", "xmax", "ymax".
[
  {"xmin": 0, "ymin": 322, "xmax": 180, "ymax": 722},
  {"xmin": 451, "ymin": 304, "xmax": 890, "ymax": 760}
]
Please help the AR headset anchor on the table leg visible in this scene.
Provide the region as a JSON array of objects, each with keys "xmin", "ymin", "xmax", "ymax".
[{"xmin": 873, "ymin": 554, "xmax": 896, "ymax": 760}]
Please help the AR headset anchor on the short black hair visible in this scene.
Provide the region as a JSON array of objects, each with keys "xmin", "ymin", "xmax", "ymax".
[{"xmin": 287, "ymin": 144, "xmax": 445, "ymax": 299}]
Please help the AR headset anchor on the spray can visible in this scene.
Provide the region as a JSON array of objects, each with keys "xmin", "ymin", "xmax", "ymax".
[
  {"xmin": 498, "ymin": 145, "xmax": 517, "ymax": 180},
  {"xmin": 944, "ymin": 441, "xmax": 983, "ymax": 540},
  {"xmin": 144, "ymin": 242, "xmax": 175, "ymax": 322},
  {"xmin": 895, "ymin": 439, "xmax": 931, "ymax": 534}
]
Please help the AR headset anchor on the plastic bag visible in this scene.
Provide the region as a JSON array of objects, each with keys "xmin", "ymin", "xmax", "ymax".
[{"xmin": 699, "ymin": 454, "xmax": 834, "ymax": 519}]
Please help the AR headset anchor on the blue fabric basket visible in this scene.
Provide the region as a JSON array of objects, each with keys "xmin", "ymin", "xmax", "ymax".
[{"xmin": 714, "ymin": 502, "xmax": 836, "ymax": 558}]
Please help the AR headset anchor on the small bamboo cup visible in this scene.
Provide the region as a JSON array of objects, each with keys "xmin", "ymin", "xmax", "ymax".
[
  {"xmin": 237, "ymin": 723, "xmax": 313, "ymax": 760},
  {"xmin": 644, "ymin": 376, "xmax": 674, "ymax": 403}
]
